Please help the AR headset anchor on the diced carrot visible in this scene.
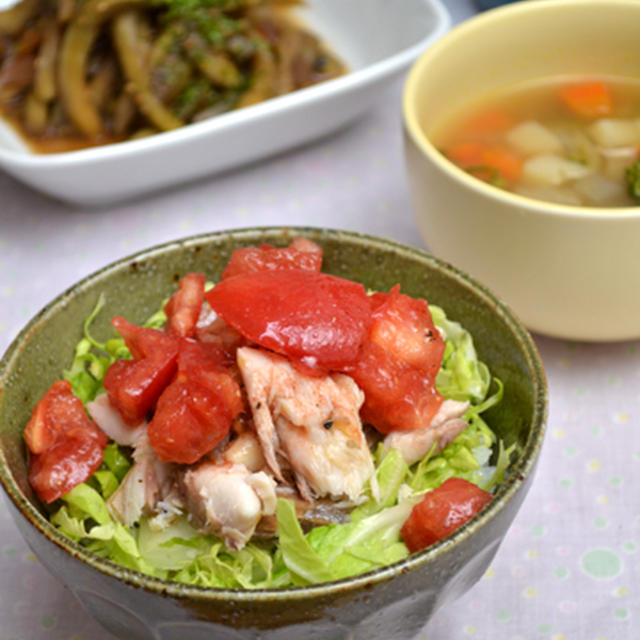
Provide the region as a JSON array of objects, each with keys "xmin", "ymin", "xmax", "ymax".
[
  {"xmin": 445, "ymin": 142, "xmax": 523, "ymax": 183},
  {"xmin": 480, "ymin": 146, "xmax": 523, "ymax": 182},
  {"xmin": 559, "ymin": 81, "xmax": 613, "ymax": 119},
  {"xmin": 460, "ymin": 107, "xmax": 514, "ymax": 136},
  {"xmin": 446, "ymin": 142, "xmax": 485, "ymax": 167}
]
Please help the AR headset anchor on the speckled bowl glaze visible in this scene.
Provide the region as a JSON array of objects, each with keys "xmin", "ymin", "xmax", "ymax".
[{"xmin": 0, "ymin": 228, "xmax": 547, "ymax": 640}]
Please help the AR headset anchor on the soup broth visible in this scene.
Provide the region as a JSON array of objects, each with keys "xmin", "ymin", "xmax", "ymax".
[{"xmin": 432, "ymin": 76, "xmax": 640, "ymax": 208}]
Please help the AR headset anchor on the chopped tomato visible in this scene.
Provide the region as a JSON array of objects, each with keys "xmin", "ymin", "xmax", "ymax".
[
  {"xmin": 344, "ymin": 287, "xmax": 444, "ymax": 433},
  {"xmin": 25, "ymin": 380, "xmax": 108, "ymax": 503},
  {"xmin": 205, "ymin": 270, "xmax": 372, "ymax": 371},
  {"xmin": 24, "ymin": 380, "xmax": 106, "ymax": 453},
  {"xmin": 368, "ymin": 286, "xmax": 444, "ymax": 377},
  {"xmin": 195, "ymin": 315, "xmax": 247, "ymax": 366},
  {"xmin": 164, "ymin": 272, "xmax": 206, "ymax": 338},
  {"xmin": 177, "ymin": 338, "xmax": 244, "ymax": 415},
  {"xmin": 29, "ymin": 436, "xmax": 106, "ymax": 503},
  {"xmin": 103, "ymin": 317, "xmax": 179, "ymax": 425},
  {"xmin": 401, "ymin": 478, "xmax": 492, "ymax": 553},
  {"xmin": 559, "ymin": 81, "xmax": 613, "ymax": 119},
  {"xmin": 24, "ymin": 380, "xmax": 72, "ymax": 454},
  {"xmin": 148, "ymin": 339, "xmax": 243, "ymax": 464},
  {"xmin": 221, "ymin": 237, "xmax": 322, "ymax": 280},
  {"xmin": 346, "ymin": 341, "xmax": 443, "ymax": 434}
]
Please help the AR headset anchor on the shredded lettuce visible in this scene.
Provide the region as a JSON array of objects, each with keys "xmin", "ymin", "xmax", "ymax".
[
  {"xmin": 304, "ymin": 498, "xmax": 418, "ymax": 581},
  {"xmin": 276, "ymin": 495, "xmax": 418, "ymax": 585},
  {"xmin": 137, "ymin": 517, "xmax": 206, "ymax": 571},
  {"xmin": 63, "ymin": 295, "xmax": 167, "ymax": 404},
  {"xmin": 276, "ymin": 498, "xmax": 334, "ymax": 585},
  {"xmin": 44, "ymin": 293, "xmax": 512, "ymax": 588},
  {"xmin": 349, "ymin": 446, "xmax": 409, "ymax": 521},
  {"xmin": 169, "ymin": 536, "xmax": 292, "ymax": 589},
  {"xmin": 51, "ymin": 482, "xmax": 156, "ymax": 574},
  {"xmin": 430, "ymin": 304, "xmax": 491, "ymax": 403},
  {"xmin": 102, "ymin": 441, "xmax": 132, "ymax": 483}
]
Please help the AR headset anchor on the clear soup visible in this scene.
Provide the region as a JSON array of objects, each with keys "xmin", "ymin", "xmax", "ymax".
[{"xmin": 432, "ymin": 76, "xmax": 640, "ymax": 208}]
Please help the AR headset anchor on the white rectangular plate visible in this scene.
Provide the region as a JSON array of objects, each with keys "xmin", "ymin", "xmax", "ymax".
[{"xmin": 0, "ymin": 0, "xmax": 449, "ymax": 206}]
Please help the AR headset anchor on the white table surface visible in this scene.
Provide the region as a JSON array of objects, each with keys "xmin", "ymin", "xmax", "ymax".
[{"xmin": 1, "ymin": 2, "xmax": 639, "ymax": 639}]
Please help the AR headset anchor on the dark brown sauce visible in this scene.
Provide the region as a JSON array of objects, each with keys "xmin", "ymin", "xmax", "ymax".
[
  {"xmin": 2, "ymin": 113, "xmax": 124, "ymax": 152},
  {"xmin": 0, "ymin": 1, "xmax": 346, "ymax": 154}
]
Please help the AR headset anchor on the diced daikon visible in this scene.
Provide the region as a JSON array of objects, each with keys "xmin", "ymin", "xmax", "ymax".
[
  {"xmin": 514, "ymin": 184, "xmax": 582, "ymax": 206},
  {"xmin": 522, "ymin": 154, "xmax": 593, "ymax": 186},
  {"xmin": 556, "ymin": 127, "xmax": 602, "ymax": 171},
  {"xmin": 572, "ymin": 174, "xmax": 627, "ymax": 205},
  {"xmin": 600, "ymin": 146, "xmax": 638, "ymax": 181},
  {"xmin": 587, "ymin": 118, "xmax": 640, "ymax": 148},
  {"xmin": 506, "ymin": 120, "xmax": 563, "ymax": 155}
]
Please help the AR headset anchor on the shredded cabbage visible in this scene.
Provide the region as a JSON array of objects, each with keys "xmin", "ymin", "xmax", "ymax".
[{"xmin": 46, "ymin": 296, "xmax": 512, "ymax": 588}]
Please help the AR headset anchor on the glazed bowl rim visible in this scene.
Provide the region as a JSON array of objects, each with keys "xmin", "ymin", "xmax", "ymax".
[
  {"xmin": 0, "ymin": 226, "xmax": 547, "ymax": 602},
  {"xmin": 403, "ymin": 0, "xmax": 640, "ymax": 220}
]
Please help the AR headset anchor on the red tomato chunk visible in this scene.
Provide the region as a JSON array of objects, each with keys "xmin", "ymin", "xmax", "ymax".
[
  {"xmin": 148, "ymin": 339, "xmax": 244, "ymax": 464},
  {"xmin": 221, "ymin": 237, "xmax": 322, "ymax": 280},
  {"xmin": 194, "ymin": 315, "xmax": 247, "ymax": 366},
  {"xmin": 25, "ymin": 380, "xmax": 107, "ymax": 503},
  {"xmin": 164, "ymin": 272, "xmax": 206, "ymax": 338},
  {"xmin": 344, "ymin": 286, "xmax": 445, "ymax": 433},
  {"xmin": 368, "ymin": 286, "xmax": 445, "ymax": 378},
  {"xmin": 205, "ymin": 269, "xmax": 372, "ymax": 371},
  {"xmin": 103, "ymin": 317, "xmax": 179, "ymax": 425},
  {"xmin": 401, "ymin": 478, "xmax": 492, "ymax": 553}
]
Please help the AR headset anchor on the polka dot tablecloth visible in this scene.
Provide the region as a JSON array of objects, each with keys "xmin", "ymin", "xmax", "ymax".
[{"xmin": 0, "ymin": 2, "xmax": 638, "ymax": 638}]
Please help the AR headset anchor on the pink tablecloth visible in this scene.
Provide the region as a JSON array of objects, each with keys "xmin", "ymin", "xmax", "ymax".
[{"xmin": 0, "ymin": 2, "xmax": 638, "ymax": 638}]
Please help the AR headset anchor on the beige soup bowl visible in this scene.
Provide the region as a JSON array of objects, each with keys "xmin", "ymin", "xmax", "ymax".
[{"xmin": 403, "ymin": 0, "xmax": 640, "ymax": 342}]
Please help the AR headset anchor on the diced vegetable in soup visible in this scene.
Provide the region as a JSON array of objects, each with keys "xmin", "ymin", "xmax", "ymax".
[{"xmin": 433, "ymin": 76, "xmax": 640, "ymax": 207}]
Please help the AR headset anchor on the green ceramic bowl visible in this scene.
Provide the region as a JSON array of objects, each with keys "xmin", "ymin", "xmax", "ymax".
[{"xmin": 0, "ymin": 227, "xmax": 547, "ymax": 640}]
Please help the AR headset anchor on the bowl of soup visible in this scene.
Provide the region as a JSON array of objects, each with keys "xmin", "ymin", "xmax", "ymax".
[{"xmin": 403, "ymin": 0, "xmax": 640, "ymax": 342}]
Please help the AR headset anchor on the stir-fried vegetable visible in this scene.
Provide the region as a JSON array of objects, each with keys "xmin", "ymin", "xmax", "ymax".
[{"xmin": 0, "ymin": 0, "xmax": 345, "ymax": 151}]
